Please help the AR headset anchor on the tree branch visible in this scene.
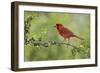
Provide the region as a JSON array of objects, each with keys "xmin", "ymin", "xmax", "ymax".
[{"xmin": 26, "ymin": 38, "xmax": 79, "ymax": 49}]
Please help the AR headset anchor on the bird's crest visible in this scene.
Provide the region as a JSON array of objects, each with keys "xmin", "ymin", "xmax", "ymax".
[{"xmin": 55, "ymin": 23, "xmax": 64, "ymax": 30}]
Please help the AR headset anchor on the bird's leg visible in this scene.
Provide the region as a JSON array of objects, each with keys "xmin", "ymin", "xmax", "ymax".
[
  {"xmin": 67, "ymin": 38, "xmax": 70, "ymax": 48},
  {"xmin": 68, "ymin": 38, "xmax": 70, "ymax": 44},
  {"xmin": 63, "ymin": 38, "xmax": 65, "ymax": 42}
]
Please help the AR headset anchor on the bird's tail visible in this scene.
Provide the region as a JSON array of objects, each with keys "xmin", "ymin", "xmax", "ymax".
[{"xmin": 74, "ymin": 35, "xmax": 84, "ymax": 40}]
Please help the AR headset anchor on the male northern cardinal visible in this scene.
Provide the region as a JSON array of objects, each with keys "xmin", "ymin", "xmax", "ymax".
[{"xmin": 55, "ymin": 23, "xmax": 83, "ymax": 41}]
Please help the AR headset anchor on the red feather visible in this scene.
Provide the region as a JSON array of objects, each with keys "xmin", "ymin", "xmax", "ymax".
[{"xmin": 55, "ymin": 23, "xmax": 83, "ymax": 40}]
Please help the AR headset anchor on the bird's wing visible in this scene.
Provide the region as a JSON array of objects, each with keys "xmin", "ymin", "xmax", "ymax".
[{"xmin": 62, "ymin": 27, "xmax": 74, "ymax": 35}]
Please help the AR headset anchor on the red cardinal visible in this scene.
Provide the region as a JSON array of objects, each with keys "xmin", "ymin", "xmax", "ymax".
[{"xmin": 55, "ymin": 23, "xmax": 83, "ymax": 41}]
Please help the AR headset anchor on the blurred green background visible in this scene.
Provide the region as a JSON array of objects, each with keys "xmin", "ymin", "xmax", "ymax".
[{"xmin": 24, "ymin": 11, "xmax": 90, "ymax": 61}]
